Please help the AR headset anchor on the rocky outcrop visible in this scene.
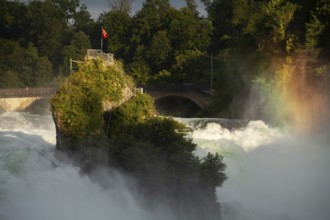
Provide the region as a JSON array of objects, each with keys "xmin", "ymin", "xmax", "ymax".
[{"xmin": 50, "ymin": 58, "xmax": 136, "ymax": 170}]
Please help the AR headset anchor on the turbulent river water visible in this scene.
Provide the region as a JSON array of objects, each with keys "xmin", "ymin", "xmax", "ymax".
[{"xmin": 0, "ymin": 112, "xmax": 330, "ymax": 220}]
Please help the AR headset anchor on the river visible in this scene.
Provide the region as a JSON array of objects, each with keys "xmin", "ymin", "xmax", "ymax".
[{"xmin": 0, "ymin": 112, "xmax": 329, "ymax": 220}]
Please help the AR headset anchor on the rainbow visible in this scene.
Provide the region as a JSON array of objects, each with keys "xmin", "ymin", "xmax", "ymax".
[{"xmin": 257, "ymin": 55, "xmax": 329, "ymax": 134}]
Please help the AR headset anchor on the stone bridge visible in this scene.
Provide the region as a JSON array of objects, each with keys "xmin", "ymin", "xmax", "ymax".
[
  {"xmin": 0, "ymin": 87, "xmax": 56, "ymax": 112},
  {"xmin": 142, "ymin": 85, "xmax": 211, "ymax": 109},
  {"xmin": 0, "ymin": 85, "xmax": 211, "ymax": 112}
]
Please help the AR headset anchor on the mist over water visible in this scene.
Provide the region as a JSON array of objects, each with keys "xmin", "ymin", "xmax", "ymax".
[
  {"xmin": 0, "ymin": 113, "xmax": 179, "ymax": 220},
  {"xmin": 182, "ymin": 119, "xmax": 330, "ymax": 220},
  {"xmin": 1, "ymin": 113, "xmax": 330, "ymax": 220}
]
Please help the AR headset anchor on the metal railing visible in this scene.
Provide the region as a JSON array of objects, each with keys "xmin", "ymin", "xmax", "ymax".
[
  {"xmin": 0, "ymin": 87, "xmax": 57, "ymax": 98},
  {"xmin": 87, "ymin": 49, "xmax": 114, "ymax": 65}
]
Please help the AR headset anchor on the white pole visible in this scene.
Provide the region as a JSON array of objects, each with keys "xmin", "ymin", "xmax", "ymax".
[
  {"xmin": 211, "ymin": 53, "xmax": 213, "ymax": 95},
  {"xmin": 70, "ymin": 58, "xmax": 72, "ymax": 74}
]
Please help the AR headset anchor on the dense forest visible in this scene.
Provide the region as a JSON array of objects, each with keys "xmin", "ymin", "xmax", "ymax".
[{"xmin": 1, "ymin": 0, "xmax": 329, "ymax": 118}]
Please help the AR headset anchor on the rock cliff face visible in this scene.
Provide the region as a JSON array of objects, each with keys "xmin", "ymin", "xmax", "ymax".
[
  {"xmin": 50, "ymin": 58, "xmax": 135, "ymax": 170},
  {"xmin": 50, "ymin": 59, "xmax": 227, "ymax": 220}
]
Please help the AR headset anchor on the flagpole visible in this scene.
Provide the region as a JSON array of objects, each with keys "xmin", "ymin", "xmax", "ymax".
[
  {"xmin": 101, "ymin": 27, "xmax": 108, "ymax": 52},
  {"xmin": 101, "ymin": 37, "xmax": 103, "ymax": 52}
]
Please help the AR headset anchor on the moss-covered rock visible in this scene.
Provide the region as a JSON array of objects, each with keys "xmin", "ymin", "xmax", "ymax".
[
  {"xmin": 51, "ymin": 58, "xmax": 134, "ymax": 140},
  {"xmin": 50, "ymin": 56, "xmax": 227, "ymax": 220},
  {"xmin": 105, "ymin": 93, "xmax": 156, "ymax": 137}
]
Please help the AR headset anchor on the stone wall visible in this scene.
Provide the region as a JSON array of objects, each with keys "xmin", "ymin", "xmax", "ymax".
[{"xmin": 0, "ymin": 97, "xmax": 42, "ymax": 112}]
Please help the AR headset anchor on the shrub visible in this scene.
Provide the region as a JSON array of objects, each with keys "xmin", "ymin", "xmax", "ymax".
[{"xmin": 51, "ymin": 59, "xmax": 133, "ymax": 139}]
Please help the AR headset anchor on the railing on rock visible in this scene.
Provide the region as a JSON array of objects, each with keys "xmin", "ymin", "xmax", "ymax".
[
  {"xmin": 0, "ymin": 87, "xmax": 57, "ymax": 98},
  {"xmin": 86, "ymin": 49, "xmax": 114, "ymax": 65}
]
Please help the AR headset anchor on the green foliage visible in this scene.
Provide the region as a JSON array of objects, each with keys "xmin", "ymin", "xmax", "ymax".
[
  {"xmin": 123, "ymin": 1, "xmax": 212, "ymax": 84},
  {"xmin": 0, "ymin": 39, "xmax": 54, "ymax": 87},
  {"xmin": 253, "ymin": 0, "xmax": 298, "ymax": 42},
  {"xmin": 99, "ymin": 10, "xmax": 131, "ymax": 57},
  {"xmin": 108, "ymin": 115, "xmax": 227, "ymax": 218},
  {"xmin": 200, "ymin": 153, "xmax": 227, "ymax": 190},
  {"xmin": 146, "ymin": 31, "xmax": 172, "ymax": 72},
  {"xmin": 0, "ymin": 0, "xmax": 95, "ymax": 87},
  {"xmin": 0, "ymin": 70, "xmax": 21, "ymax": 88},
  {"xmin": 126, "ymin": 61, "xmax": 151, "ymax": 85},
  {"xmin": 51, "ymin": 59, "xmax": 133, "ymax": 139},
  {"xmin": 106, "ymin": 93, "xmax": 156, "ymax": 136},
  {"xmin": 104, "ymin": 88, "xmax": 226, "ymax": 217},
  {"xmin": 34, "ymin": 56, "xmax": 53, "ymax": 86},
  {"xmin": 108, "ymin": 0, "xmax": 134, "ymax": 13},
  {"xmin": 0, "ymin": 0, "xmax": 329, "ymax": 120},
  {"xmin": 72, "ymin": 4, "xmax": 95, "ymax": 33},
  {"xmin": 171, "ymin": 49, "xmax": 210, "ymax": 86},
  {"xmin": 305, "ymin": 13, "xmax": 325, "ymax": 50},
  {"xmin": 61, "ymin": 31, "xmax": 91, "ymax": 75},
  {"xmin": 50, "ymin": 0, "xmax": 80, "ymax": 21},
  {"xmin": 23, "ymin": 0, "xmax": 68, "ymax": 63},
  {"xmin": 151, "ymin": 69, "xmax": 172, "ymax": 84},
  {"xmin": 167, "ymin": 7, "xmax": 212, "ymax": 51}
]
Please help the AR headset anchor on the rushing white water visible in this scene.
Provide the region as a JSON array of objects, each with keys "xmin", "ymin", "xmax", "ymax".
[
  {"xmin": 1, "ymin": 113, "xmax": 330, "ymax": 220},
  {"xmin": 0, "ymin": 112, "xmax": 176, "ymax": 220},
  {"xmin": 179, "ymin": 118, "xmax": 330, "ymax": 220}
]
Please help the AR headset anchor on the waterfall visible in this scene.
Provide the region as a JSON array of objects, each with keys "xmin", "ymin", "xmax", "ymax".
[
  {"xmin": 1, "ymin": 113, "xmax": 329, "ymax": 220},
  {"xmin": 179, "ymin": 118, "xmax": 330, "ymax": 220}
]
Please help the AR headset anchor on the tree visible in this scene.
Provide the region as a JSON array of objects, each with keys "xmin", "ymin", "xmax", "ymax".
[
  {"xmin": 0, "ymin": 39, "xmax": 54, "ymax": 87},
  {"xmin": 99, "ymin": 10, "xmax": 132, "ymax": 58},
  {"xmin": 61, "ymin": 31, "xmax": 91, "ymax": 75},
  {"xmin": 314, "ymin": 0, "xmax": 330, "ymax": 58},
  {"xmin": 72, "ymin": 4, "xmax": 95, "ymax": 34},
  {"xmin": 167, "ymin": 8, "xmax": 211, "ymax": 51},
  {"xmin": 0, "ymin": 0, "xmax": 27, "ymax": 41},
  {"xmin": 34, "ymin": 56, "xmax": 53, "ymax": 86},
  {"xmin": 146, "ymin": 30, "xmax": 172, "ymax": 72},
  {"xmin": 126, "ymin": 60, "xmax": 151, "ymax": 85},
  {"xmin": 185, "ymin": 0, "xmax": 197, "ymax": 12},
  {"xmin": 107, "ymin": 0, "xmax": 134, "ymax": 13},
  {"xmin": 129, "ymin": 0, "xmax": 171, "ymax": 47},
  {"xmin": 0, "ymin": 70, "xmax": 21, "ymax": 88},
  {"xmin": 171, "ymin": 49, "xmax": 210, "ymax": 86},
  {"xmin": 126, "ymin": 1, "xmax": 212, "ymax": 84},
  {"xmin": 196, "ymin": 152, "xmax": 227, "ymax": 219},
  {"xmin": 200, "ymin": 153, "xmax": 227, "ymax": 190},
  {"xmin": 0, "ymin": 40, "xmax": 34, "ymax": 86},
  {"xmin": 108, "ymin": 112, "xmax": 227, "ymax": 219},
  {"xmin": 50, "ymin": 0, "xmax": 80, "ymax": 21},
  {"xmin": 22, "ymin": 0, "xmax": 68, "ymax": 65}
]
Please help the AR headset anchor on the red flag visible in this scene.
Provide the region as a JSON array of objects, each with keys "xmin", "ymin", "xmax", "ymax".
[{"xmin": 101, "ymin": 27, "xmax": 109, "ymax": 39}]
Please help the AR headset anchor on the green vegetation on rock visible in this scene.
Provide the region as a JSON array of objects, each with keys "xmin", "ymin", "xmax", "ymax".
[
  {"xmin": 50, "ymin": 58, "xmax": 134, "ymax": 139},
  {"xmin": 105, "ymin": 93, "xmax": 156, "ymax": 136},
  {"xmin": 106, "ymin": 96, "xmax": 226, "ymax": 219},
  {"xmin": 50, "ymin": 55, "xmax": 227, "ymax": 219}
]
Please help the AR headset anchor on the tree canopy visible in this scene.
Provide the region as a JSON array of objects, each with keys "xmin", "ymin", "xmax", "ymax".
[{"xmin": 1, "ymin": 0, "xmax": 329, "ymax": 120}]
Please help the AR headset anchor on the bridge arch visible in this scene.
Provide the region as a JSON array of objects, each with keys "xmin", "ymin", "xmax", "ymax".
[
  {"xmin": 154, "ymin": 95, "xmax": 202, "ymax": 117},
  {"xmin": 0, "ymin": 86, "xmax": 211, "ymax": 114},
  {"xmin": 143, "ymin": 85, "xmax": 211, "ymax": 110},
  {"xmin": 23, "ymin": 98, "xmax": 51, "ymax": 114}
]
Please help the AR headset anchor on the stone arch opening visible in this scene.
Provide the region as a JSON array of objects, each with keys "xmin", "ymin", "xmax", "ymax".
[
  {"xmin": 154, "ymin": 96, "xmax": 202, "ymax": 117},
  {"xmin": 23, "ymin": 98, "xmax": 51, "ymax": 114}
]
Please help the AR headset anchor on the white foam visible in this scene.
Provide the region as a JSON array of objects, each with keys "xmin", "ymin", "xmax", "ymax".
[
  {"xmin": 1, "ymin": 114, "xmax": 330, "ymax": 220},
  {"xmin": 0, "ymin": 113, "xmax": 176, "ymax": 220},
  {"xmin": 181, "ymin": 118, "xmax": 330, "ymax": 220}
]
